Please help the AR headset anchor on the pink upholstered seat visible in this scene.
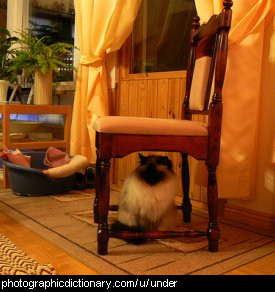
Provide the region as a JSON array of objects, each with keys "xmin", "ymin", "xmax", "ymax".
[{"xmin": 93, "ymin": 116, "xmax": 208, "ymax": 136}]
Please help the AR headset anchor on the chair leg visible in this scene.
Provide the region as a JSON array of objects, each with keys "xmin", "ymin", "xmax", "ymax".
[
  {"xmin": 97, "ymin": 159, "xmax": 111, "ymax": 255},
  {"xmin": 181, "ymin": 153, "xmax": 192, "ymax": 223},
  {"xmin": 93, "ymin": 150, "xmax": 100, "ymax": 224},
  {"xmin": 206, "ymin": 165, "xmax": 220, "ymax": 252}
]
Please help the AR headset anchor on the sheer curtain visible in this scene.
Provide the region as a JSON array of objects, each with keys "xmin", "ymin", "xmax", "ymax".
[
  {"xmin": 194, "ymin": 0, "xmax": 274, "ymax": 199},
  {"xmin": 71, "ymin": 0, "xmax": 141, "ymax": 162}
]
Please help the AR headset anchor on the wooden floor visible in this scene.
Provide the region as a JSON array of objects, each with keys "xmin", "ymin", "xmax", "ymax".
[
  {"xmin": 0, "ymin": 212, "xmax": 99, "ymax": 275},
  {"xmin": 0, "ymin": 211, "xmax": 274, "ymax": 275}
]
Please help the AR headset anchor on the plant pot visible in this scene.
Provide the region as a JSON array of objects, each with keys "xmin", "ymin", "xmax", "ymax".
[
  {"xmin": 0, "ymin": 80, "xmax": 10, "ymax": 103},
  {"xmin": 34, "ymin": 70, "xmax": 53, "ymax": 105}
]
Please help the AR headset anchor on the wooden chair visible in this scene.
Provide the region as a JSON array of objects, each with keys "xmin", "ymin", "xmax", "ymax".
[{"xmin": 93, "ymin": 0, "xmax": 233, "ymax": 255}]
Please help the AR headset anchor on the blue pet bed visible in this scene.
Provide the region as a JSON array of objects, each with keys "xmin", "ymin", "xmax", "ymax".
[{"xmin": 3, "ymin": 151, "xmax": 76, "ymax": 196}]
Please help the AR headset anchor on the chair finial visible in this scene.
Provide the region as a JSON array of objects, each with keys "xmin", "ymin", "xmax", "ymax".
[
  {"xmin": 192, "ymin": 16, "xmax": 200, "ymax": 30},
  {"xmin": 223, "ymin": 0, "xmax": 233, "ymax": 9}
]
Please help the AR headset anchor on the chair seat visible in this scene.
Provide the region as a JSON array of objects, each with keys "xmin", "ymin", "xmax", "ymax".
[{"xmin": 93, "ymin": 116, "xmax": 208, "ymax": 136}]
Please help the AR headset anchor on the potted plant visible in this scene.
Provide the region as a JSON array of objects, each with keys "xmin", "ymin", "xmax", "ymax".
[
  {"xmin": 11, "ymin": 30, "xmax": 75, "ymax": 105},
  {"xmin": 0, "ymin": 28, "xmax": 17, "ymax": 102}
]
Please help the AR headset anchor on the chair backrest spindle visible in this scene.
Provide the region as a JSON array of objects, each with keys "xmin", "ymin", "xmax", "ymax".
[
  {"xmin": 183, "ymin": 16, "xmax": 200, "ymax": 120},
  {"xmin": 212, "ymin": 0, "xmax": 233, "ymax": 105}
]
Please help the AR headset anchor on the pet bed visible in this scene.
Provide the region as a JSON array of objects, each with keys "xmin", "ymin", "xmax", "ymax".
[{"xmin": 3, "ymin": 151, "xmax": 76, "ymax": 196}]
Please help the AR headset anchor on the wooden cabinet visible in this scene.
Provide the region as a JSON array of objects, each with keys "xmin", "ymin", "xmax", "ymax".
[{"xmin": 0, "ymin": 104, "xmax": 72, "ymax": 151}]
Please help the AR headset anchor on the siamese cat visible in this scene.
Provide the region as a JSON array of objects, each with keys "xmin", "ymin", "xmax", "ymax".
[{"xmin": 111, "ymin": 154, "xmax": 177, "ymax": 242}]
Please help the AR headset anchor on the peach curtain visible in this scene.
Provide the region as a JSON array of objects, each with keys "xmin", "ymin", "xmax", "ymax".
[
  {"xmin": 71, "ymin": 0, "xmax": 141, "ymax": 162},
  {"xmin": 194, "ymin": 0, "xmax": 274, "ymax": 198}
]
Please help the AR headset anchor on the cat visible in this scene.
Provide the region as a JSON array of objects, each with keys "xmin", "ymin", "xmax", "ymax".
[{"xmin": 111, "ymin": 153, "xmax": 177, "ymax": 240}]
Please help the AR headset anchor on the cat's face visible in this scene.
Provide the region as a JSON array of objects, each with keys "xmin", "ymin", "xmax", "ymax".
[{"xmin": 136, "ymin": 154, "xmax": 173, "ymax": 186}]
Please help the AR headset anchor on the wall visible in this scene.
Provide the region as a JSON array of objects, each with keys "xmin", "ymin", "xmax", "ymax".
[{"xmin": 226, "ymin": 18, "xmax": 275, "ymax": 216}]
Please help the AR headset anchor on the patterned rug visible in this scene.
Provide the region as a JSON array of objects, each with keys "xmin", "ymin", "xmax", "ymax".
[
  {"xmin": 0, "ymin": 234, "xmax": 56, "ymax": 275},
  {"xmin": 0, "ymin": 188, "xmax": 274, "ymax": 275}
]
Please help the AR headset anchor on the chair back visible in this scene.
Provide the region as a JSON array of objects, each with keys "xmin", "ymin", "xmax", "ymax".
[{"xmin": 184, "ymin": 0, "xmax": 233, "ymax": 116}]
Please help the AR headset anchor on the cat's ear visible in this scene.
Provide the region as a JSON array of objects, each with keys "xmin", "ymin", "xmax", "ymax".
[
  {"xmin": 159, "ymin": 156, "xmax": 173, "ymax": 170},
  {"xmin": 138, "ymin": 153, "xmax": 147, "ymax": 165}
]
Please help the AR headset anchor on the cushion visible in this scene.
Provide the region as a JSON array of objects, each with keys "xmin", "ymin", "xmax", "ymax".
[
  {"xmin": 8, "ymin": 151, "xmax": 31, "ymax": 168},
  {"xmin": 44, "ymin": 146, "xmax": 71, "ymax": 168},
  {"xmin": 93, "ymin": 116, "xmax": 208, "ymax": 136},
  {"xmin": 0, "ymin": 147, "xmax": 31, "ymax": 168},
  {"xmin": 189, "ymin": 56, "xmax": 212, "ymax": 111},
  {"xmin": 43, "ymin": 155, "xmax": 89, "ymax": 179}
]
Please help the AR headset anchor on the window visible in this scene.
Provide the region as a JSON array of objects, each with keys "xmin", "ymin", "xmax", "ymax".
[
  {"xmin": 0, "ymin": 0, "xmax": 7, "ymax": 28},
  {"xmin": 29, "ymin": 0, "xmax": 75, "ymax": 82},
  {"xmin": 131, "ymin": 0, "xmax": 196, "ymax": 73}
]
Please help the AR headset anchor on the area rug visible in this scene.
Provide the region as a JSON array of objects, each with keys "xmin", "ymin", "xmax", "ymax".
[
  {"xmin": 0, "ymin": 233, "xmax": 56, "ymax": 275},
  {"xmin": 0, "ymin": 188, "xmax": 274, "ymax": 275}
]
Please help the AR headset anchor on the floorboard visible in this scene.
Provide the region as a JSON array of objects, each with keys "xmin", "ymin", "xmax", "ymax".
[{"xmin": 0, "ymin": 212, "xmax": 99, "ymax": 275}]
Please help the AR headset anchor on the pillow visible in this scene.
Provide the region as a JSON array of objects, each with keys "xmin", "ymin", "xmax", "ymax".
[
  {"xmin": 44, "ymin": 146, "xmax": 71, "ymax": 168},
  {"xmin": 7, "ymin": 152, "xmax": 31, "ymax": 168},
  {"xmin": 43, "ymin": 155, "xmax": 89, "ymax": 179},
  {"xmin": 1, "ymin": 148, "xmax": 31, "ymax": 168}
]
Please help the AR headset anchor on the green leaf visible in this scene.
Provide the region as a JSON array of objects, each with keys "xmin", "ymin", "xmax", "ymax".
[{"xmin": 1, "ymin": 28, "xmax": 76, "ymax": 82}]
